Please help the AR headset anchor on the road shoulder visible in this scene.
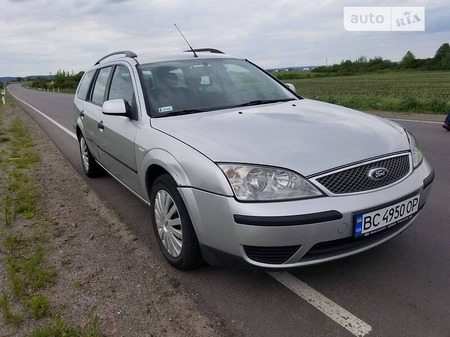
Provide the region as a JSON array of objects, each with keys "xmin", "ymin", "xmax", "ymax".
[{"xmin": 0, "ymin": 96, "xmax": 226, "ymax": 336}]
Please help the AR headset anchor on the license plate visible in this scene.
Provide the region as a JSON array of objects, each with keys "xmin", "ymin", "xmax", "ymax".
[{"xmin": 354, "ymin": 195, "xmax": 420, "ymax": 237}]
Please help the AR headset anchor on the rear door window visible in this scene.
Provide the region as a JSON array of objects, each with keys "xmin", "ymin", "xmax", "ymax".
[{"xmin": 108, "ymin": 65, "xmax": 135, "ymax": 106}]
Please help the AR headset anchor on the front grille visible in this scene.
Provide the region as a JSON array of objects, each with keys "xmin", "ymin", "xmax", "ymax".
[
  {"xmin": 315, "ymin": 154, "xmax": 410, "ymax": 194},
  {"xmin": 243, "ymin": 245, "xmax": 301, "ymax": 264}
]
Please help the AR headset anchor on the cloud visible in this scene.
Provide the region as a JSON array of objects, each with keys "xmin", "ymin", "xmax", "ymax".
[{"xmin": 0, "ymin": 0, "xmax": 449, "ymax": 76}]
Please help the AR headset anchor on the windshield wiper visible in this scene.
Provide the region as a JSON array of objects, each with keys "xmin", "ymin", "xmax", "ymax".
[
  {"xmin": 176, "ymin": 109, "xmax": 209, "ymax": 114},
  {"xmin": 233, "ymin": 98, "xmax": 296, "ymax": 108},
  {"xmin": 156, "ymin": 108, "xmax": 209, "ymax": 117}
]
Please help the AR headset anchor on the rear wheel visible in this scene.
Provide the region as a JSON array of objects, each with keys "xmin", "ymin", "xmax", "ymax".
[
  {"xmin": 150, "ymin": 174, "xmax": 203, "ymax": 270},
  {"xmin": 79, "ymin": 134, "xmax": 103, "ymax": 177}
]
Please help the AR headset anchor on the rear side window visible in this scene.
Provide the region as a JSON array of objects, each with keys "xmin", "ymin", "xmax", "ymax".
[
  {"xmin": 76, "ymin": 70, "xmax": 95, "ymax": 100},
  {"xmin": 91, "ymin": 67, "xmax": 112, "ymax": 105}
]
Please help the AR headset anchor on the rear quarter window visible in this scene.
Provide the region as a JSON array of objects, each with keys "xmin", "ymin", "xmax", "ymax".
[
  {"xmin": 91, "ymin": 67, "xmax": 113, "ymax": 105},
  {"xmin": 76, "ymin": 70, "xmax": 95, "ymax": 100}
]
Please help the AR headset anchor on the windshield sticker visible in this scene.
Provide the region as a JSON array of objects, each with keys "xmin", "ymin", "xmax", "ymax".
[
  {"xmin": 200, "ymin": 76, "xmax": 210, "ymax": 85},
  {"xmin": 158, "ymin": 106, "xmax": 173, "ymax": 113}
]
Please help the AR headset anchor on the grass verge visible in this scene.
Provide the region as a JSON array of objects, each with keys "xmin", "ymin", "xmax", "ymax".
[
  {"xmin": 0, "ymin": 93, "xmax": 102, "ymax": 336},
  {"xmin": 275, "ymin": 71, "xmax": 450, "ymax": 114}
]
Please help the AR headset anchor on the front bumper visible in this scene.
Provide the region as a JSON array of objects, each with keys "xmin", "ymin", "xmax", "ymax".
[{"xmin": 179, "ymin": 159, "xmax": 434, "ymax": 269}]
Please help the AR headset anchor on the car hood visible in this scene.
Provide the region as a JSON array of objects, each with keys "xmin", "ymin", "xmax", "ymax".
[{"xmin": 151, "ymin": 99, "xmax": 409, "ymax": 176}]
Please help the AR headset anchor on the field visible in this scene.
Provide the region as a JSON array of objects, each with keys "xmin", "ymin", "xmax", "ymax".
[{"xmin": 278, "ymin": 71, "xmax": 450, "ymax": 114}]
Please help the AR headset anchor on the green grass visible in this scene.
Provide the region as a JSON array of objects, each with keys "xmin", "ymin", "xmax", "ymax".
[
  {"xmin": 28, "ymin": 294, "xmax": 50, "ymax": 319},
  {"xmin": 7, "ymin": 245, "xmax": 57, "ymax": 298},
  {"xmin": 29, "ymin": 315, "xmax": 102, "ymax": 337},
  {"xmin": 279, "ymin": 71, "xmax": 450, "ymax": 114},
  {"xmin": 4, "ymin": 234, "xmax": 20, "ymax": 251},
  {"xmin": 0, "ymin": 293, "xmax": 23, "ymax": 325},
  {"xmin": 1, "ymin": 117, "xmax": 40, "ymax": 224},
  {"xmin": 0, "ymin": 93, "xmax": 103, "ymax": 335}
]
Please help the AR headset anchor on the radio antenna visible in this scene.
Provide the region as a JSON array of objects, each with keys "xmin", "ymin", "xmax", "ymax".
[{"xmin": 174, "ymin": 24, "xmax": 198, "ymax": 58}]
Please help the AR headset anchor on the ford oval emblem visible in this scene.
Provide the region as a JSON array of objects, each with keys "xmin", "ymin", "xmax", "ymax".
[{"xmin": 368, "ymin": 167, "xmax": 389, "ymax": 181}]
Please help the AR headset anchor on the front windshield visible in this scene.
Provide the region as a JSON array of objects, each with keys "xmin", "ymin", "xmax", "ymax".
[{"xmin": 139, "ymin": 58, "xmax": 298, "ymax": 117}]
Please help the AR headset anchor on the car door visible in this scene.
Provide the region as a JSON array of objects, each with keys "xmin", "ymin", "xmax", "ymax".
[
  {"xmin": 96, "ymin": 64, "xmax": 141, "ymax": 194},
  {"xmin": 85, "ymin": 66, "xmax": 114, "ymax": 159},
  {"xmin": 74, "ymin": 69, "xmax": 103, "ymax": 159}
]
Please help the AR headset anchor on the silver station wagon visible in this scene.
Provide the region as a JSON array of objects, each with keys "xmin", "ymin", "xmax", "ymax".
[{"xmin": 73, "ymin": 49, "xmax": 434, "ymax": 270}]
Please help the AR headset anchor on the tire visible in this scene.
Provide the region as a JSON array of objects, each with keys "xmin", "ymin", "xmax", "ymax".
[
  {"xmin": 78, "ymin": 134, "xmax": 103, "ymax": 177},
  {"xmin": 150, "ymin": 174, "xmax": 203, "ymax": 270}
]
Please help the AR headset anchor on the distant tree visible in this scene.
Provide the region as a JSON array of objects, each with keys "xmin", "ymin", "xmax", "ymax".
[
  {"xmin": 429, "ymin": 43, "xmax": 450, "ymax": 70},
  {"xmin": 368, "ymin": 56, "xmax": 383, "ymax": 64},
  {"xmin": 339, "ymin": 59, "xmax": 354, "ymax": 74},
  {"xmin": 400, "ymin": 51, "xmax": 416, "ymax": 69},
  {"xmin": 32, "ymin": 77, "xmax": 49, "ymax": 89},
  {"xmin": 74, "ymin": 71, "xmax": 85, "ymax": 82},
  {"xmin": 356, "ymin": 56, "xmax": 368, "ymax": 64},
  {"xmin": 52, "ymin": 69, "xmax": 83, "ymax": 91},
  {"xmin": 438, "ymin": 53, "xmax": 450, "ymax": 70},
  {"xmin": 434, "ymin": 43, "xmax": 450, "ymax": 61},
  {"xmin": 367, "ymin": 57, "xmax": 398, "ymax": 71}
]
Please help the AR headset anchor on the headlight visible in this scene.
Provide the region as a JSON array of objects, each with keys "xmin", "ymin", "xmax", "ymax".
[
  {"xmin": 218, "ymin": 164, "xmax": 323, "ymax": 201},
  {"xmin": 407, "ymin": 132, "xmax": 423, "ymax": 168}
]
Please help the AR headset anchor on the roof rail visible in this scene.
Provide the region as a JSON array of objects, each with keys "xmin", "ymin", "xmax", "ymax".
[
  {"xmin": 184, "ymin": 48, "xmax": 225, "ymax": 54},
  {"xmin": 95, "ymin": 50, "xmax": 137, "ymax": 65}
]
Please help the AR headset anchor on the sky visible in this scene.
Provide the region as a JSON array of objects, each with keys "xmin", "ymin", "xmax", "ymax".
[{"xmin": 0, "ymin": 0, "xmax": 449, "ymax": 77}]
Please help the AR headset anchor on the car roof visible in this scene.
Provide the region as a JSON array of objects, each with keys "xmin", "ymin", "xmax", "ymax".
[
  {"xmin": 137, "ymin": 51, "xmax": 238, "ymax": 65},
  {"xmin": 94, "ymin": 49, "xmax": 241, "ymax": 67}
]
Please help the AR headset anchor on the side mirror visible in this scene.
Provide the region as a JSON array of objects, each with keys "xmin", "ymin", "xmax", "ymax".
[
  {"xmin": 102, "ymin": 99, "xmax": 129, "ymax": 117},
  {"xmin": 284, "ymin": 83, "xmax": 296, "ymax": 93}
]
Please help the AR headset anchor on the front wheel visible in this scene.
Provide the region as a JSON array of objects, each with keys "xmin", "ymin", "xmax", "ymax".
[{"xmin": 150, "ymin": 174, "xmax": 203, "ymax": 270}]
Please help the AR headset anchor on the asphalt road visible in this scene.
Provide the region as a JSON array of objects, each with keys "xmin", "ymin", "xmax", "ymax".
[{"xmin": 7, "ymin": 84, "xmax": 450, "ymax": 337}]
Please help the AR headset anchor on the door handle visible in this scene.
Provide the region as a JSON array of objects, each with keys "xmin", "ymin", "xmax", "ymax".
[
  {"xmin": 80, "ymin": 110, "xmax": 84, "ymax": 118},
  {"xmin": 97, "ymin": 121, "xmax": 104, "ymax": 130}
]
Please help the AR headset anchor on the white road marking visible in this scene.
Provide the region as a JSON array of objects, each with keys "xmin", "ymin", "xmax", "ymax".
[
  {"xmin": 390, "ymin": 118, "xmax": 442, "ymax": 125},
  {"xmin": 269, "ymin": 271, "xmax": 372, "ymax": 337},
  {"xmin": 8, "ymin": 90, "xmax": 77, "ymax": 140}
]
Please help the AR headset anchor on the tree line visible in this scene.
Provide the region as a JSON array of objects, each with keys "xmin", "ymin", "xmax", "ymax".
[
  {"xmin": 275, "ymin": 43, "xmax": 450, "ymax": 80},
  {"xmin": 29, "ymin": 70, "xmax": 84, "ymax": 91},
  {"xmin": 312, "ymin": 43, "xmax": 450, "ymax": 74}
]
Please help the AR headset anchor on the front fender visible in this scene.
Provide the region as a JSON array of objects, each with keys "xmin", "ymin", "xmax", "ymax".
[
  {"xmin": 138, "ymin": 146, "xmax": 233, "ymax": 202},
  {"xmin": 141, "ymin": 148, "xmax": 191, "ymax": 188}
]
